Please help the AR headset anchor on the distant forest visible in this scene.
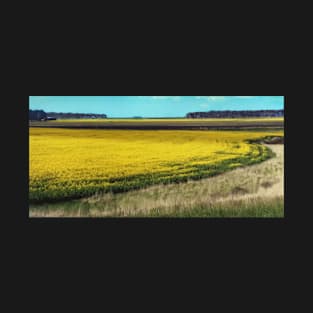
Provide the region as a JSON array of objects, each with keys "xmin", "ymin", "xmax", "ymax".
[
  {"xmin": 186, "ymin": 109, "xmax": 284, "ymax": 118},
  {"xmin": 29, "ymin": 110, "xmax": 107, "ymax": 120},
  {"xmin": 46, "ymin": 112, "xmax": 107, "ymax": 119},
  {"xmin": 29, "ymin": 109, "xmax": 284, "ymax": 121}
]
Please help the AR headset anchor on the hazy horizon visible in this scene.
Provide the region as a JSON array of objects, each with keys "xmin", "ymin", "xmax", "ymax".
[{"xmin": 29, "ymin": 96, "xmax": 284, "ymax": 118}]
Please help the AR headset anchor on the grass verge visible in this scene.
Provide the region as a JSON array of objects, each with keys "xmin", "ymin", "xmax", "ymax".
[{"xmin": 29, "ymin": 196, "xmax": 283, "ymax": 218}]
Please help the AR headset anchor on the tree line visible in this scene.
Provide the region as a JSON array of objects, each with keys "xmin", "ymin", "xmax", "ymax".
[
  {"xmin": 29, "ymin": 110, "xmax": 47, "ymax": 121},
  {"xmin": 186, "ymin": 109, "xmax": 284, "ymax": 118},
  {"xmin": 29, "ymin": 110, "xmax": 107, "ymax": 120}
]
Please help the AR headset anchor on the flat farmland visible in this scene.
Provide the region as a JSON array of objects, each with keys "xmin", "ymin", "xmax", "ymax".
[
  {"xmin": 29, "ymin": 128, "xmax": 283, "ymax": 204},
  {"xmin": 30, "ymin": 144, "xmax": 284, "ymax": 218},
  {"xmin": 29, "ymin": 117, "xmax": 284, "ymax": 130}
]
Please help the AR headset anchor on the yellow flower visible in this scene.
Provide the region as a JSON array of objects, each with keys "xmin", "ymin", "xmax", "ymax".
[{"xmin": 29, "ymin": 128, "xmax": 283, "ymax": 202}]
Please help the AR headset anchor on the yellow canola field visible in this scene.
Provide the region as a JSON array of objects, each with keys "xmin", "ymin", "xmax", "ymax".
[
  {"xmin": 29, "ymin": 128, "xmax": 283, "ymax": 202},
  {"xmin": 32, "ymin": 117, "xmax": 284, "ymax": 123}
]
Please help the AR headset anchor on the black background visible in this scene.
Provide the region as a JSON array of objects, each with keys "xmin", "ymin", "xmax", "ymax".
[{"xmin": 2, "ymin": 15, "xmax": 308, "ymax": 309}]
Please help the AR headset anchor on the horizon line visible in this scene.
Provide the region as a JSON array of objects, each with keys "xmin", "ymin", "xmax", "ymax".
[{"xmin": 29, "ymin": 108, "xmax": 284, "ymax": 117}]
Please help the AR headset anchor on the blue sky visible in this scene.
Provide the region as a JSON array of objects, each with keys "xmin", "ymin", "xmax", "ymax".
[{"xmin": 29, "ymin": 96, "xmax": 284, "ymax": 117}]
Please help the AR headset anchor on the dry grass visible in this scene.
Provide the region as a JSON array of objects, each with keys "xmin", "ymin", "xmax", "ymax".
[{"xmin": 30, "ymin": 145, "xmax": 284, "ymax": 217}]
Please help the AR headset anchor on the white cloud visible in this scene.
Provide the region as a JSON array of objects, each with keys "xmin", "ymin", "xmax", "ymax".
[
  {"xmin": 139, "ymin": 96, "xmax": 258, "ymax": 103},
  {"xmin": 194, "ymin": 96, "xmax": 225, "ymax": 101},
  {"xmin": 207, "ymin": 96, "xmax": 225, "ymax": 101},
  {"xmin": 152, "ymin": 96, "xmax": 168, "ymax": 99},
  {"xmin": 150, "ymin": 96, "xmax": 181, "ymax": 101},
  {"xmin": 235, "ymin": 96, "xmax": 254, "ymax": 99}
]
